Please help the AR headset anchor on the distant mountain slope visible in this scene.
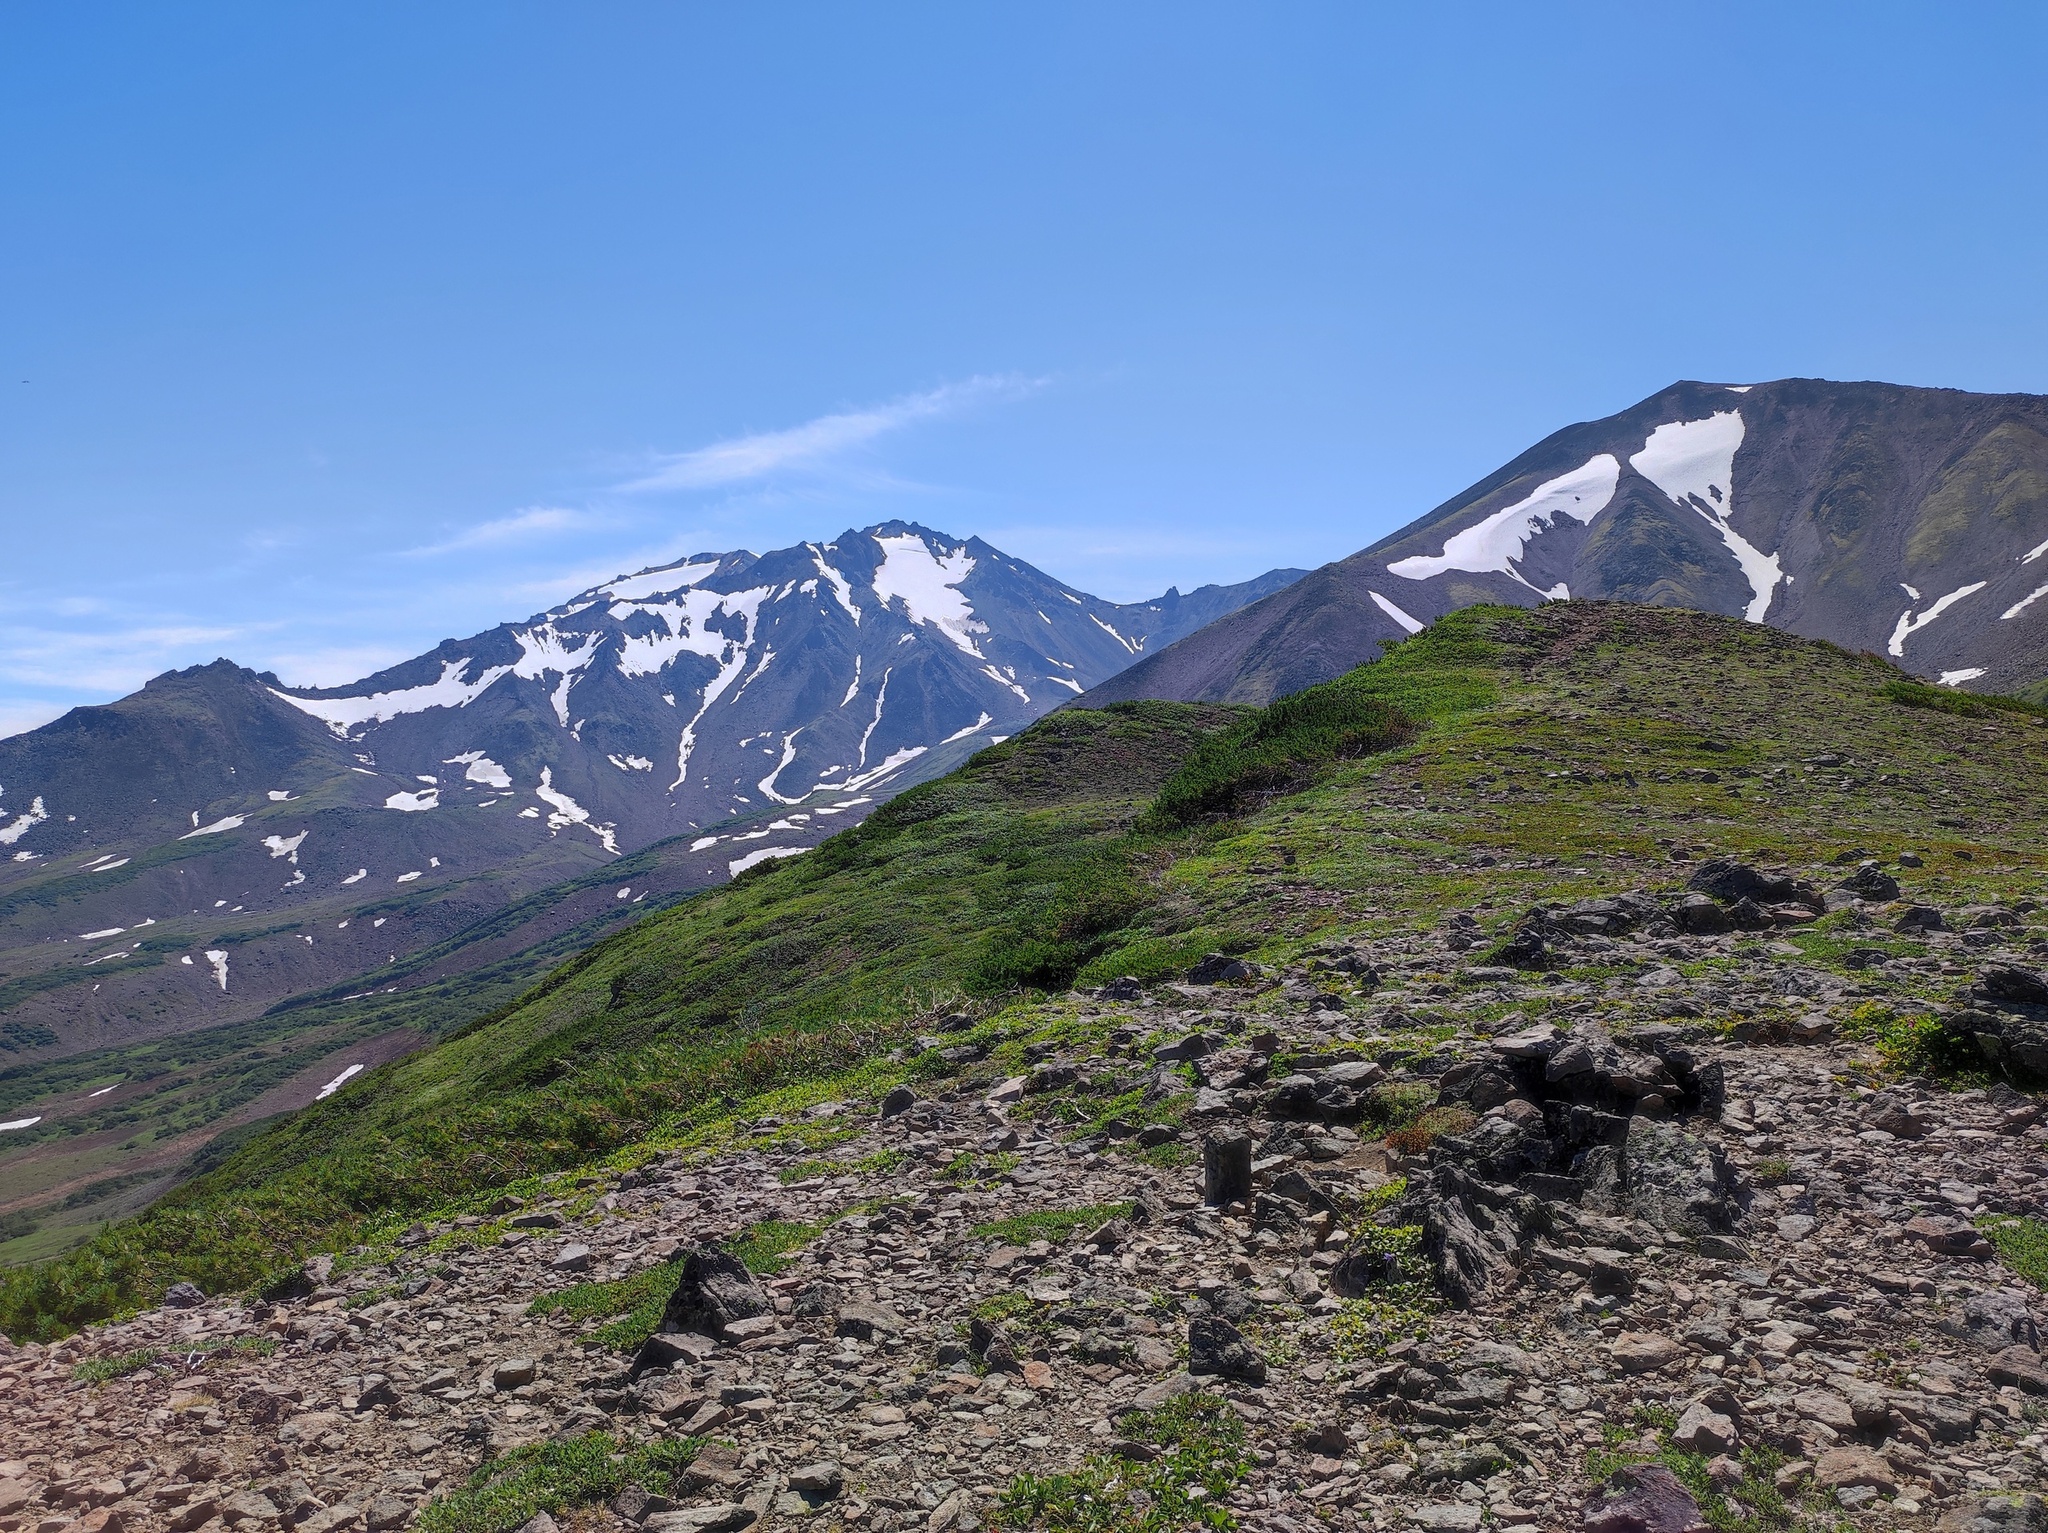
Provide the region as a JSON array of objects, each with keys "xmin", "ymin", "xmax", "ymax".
[
  {"xmin": 0, "ymin": 524, "xmax": 1296, "ymax": 1214},
  {"xmin": 1081, "ymin": 378, "xmax": 2048, "ymax": 706}
]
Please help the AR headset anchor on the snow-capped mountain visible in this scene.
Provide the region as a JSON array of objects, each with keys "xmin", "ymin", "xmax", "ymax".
[
  {"xmin": 1082, "ymin": 378, "xmax": 2048, "ymax": 706},
  {"xmin": 0, "ymin": 524, "xmax": 1300, "ymax": 1078},
  {"xmin": 261, "ymin": 522, "xmax": 1296, "ymax": 852}
]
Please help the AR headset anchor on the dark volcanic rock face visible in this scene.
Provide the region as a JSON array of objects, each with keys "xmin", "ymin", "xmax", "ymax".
[{"xmin": 1083, "ymin": 378, "xmax": 2048, "ymax": 707}]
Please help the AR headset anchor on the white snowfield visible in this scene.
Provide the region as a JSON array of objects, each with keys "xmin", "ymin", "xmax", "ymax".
[
  {"xmin": 536, "ymin": 767, "xmax": 619, "ymax": 854},
  {"xmin": 274, "ymin": 656, "xmax": 511, "ymax": 735},
  {"xmin": 0, "ymin": 793, "xmax": 47, "ymax": 846},
  {"xmin": 729, "ymin": 844, "xmax": 806, "ymax": 876},
  {"xmin": 1368, "ymin": 590, "xmax": 1425, "ymax": 634},
  {"xmin": 204, "ymin": 949, "xmax": 229, "ymax": 991},
  {"xmin": 1889, "ymin": 581, "xmax": 1989, "ymax": 657},
  {"xmin": 315, "ymin": 1062, "xmax": 365, "ymax": 1100},
  {"xmin": 1383, "ymin": 410, "xmax": 1786, "ymax": 626},
  {"xmin": 383, "ymin": 787, "xmax": 439, "ymax": 812},
  {"xmin": 942, "ymin": 711, "xmax": 994, "ymax": 744},
  {"xmin": 1387, "ymin": 455, "xmax": 1620, "ymax": 593},
  {"xmin": 445, "ymin": 750, "xmax": 513, "ymax": 788},
  {"xmin": 2003, "ymin": 581, "xmax": 2048, "ymax": 622},
  {"xmin": 263, "ymin": 830, "xmax": 308, "ymax": 862},
  {"xmin": 1939, "ymin": 668, "xmax": 1988, "ymax": 686},
  {"xmin": 181, "ymin": 813, "xmax": 247, "ymax": 839},
  {"xmin": 601, "ymin": 559, "xmax": 720, "ymax": 603},
  {"xmin": 870, "ymin": 532, "xmax": 987, "ymax": 658},
  {"xmin": 1629, "ymin": 412, "xmax": 1782, "ymax": 624}
]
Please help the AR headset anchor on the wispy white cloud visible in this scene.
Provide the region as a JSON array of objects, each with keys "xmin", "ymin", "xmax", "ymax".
[
  {"xmin": 619, "ymin": 375, "xmax": 1042, "ymax": 494},
  {"xmin": 404, "ymin": 505, "xmax": 602, "ymax": 557}
]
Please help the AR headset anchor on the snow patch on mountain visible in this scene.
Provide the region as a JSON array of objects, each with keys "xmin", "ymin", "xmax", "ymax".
[
  {"xmin": 842, "ymin": 745, "xmax": 925, "ymax": 793},
  {"xmin": 181, "ymin": 814, "xmax": 247, "ymax": 839},
  {"xmin": 1629, "ymin": 413, "xmax": 1782, "ymax": 622},
  {"xmin": 871, "ymin": 532, "xmax": 986, "ymax": 657},
  {"xmin": 204, "ymin": 949, "xmax": 229, "ymax": 991},
  {"xmin": 536, "ymin": 767, "xmax": 618, "ymax": 854},
  {"xmin": 603, "ymin": 560, "xmax": 720, "ymax": 602},
  {"xmin": 1888, "ymin": 581, "xmax": 1989, "ymax": 656},
  {"xmin": 276, "ymin": 657, "xmax": 511, "ymax": 735},
  {"xmin": 1940, "ymin": 668, "xmax": 1987, "ymax": 686},
  {"xmin": 1367, "ymin": 591, "xmax": 1425, "ymax": 635},
  {"xmin": 383, "ymin": 788, "xmax": 439, "ymax": 812},
  {"xmin": 758, "ymin": 731, "xmax": 805, "ymax": 804},
  {"xmin": 729, "ymin": 845, "xmax": 805, "ymax": 876},
  {"xmin": 0, "ymin": 794, "xmax": 48, "ymax": 846},
  {"xmin": 809, "ymin": 545, "xmax": 862, "ymax": 624},
  {"xmin": 1387, "ymin": 455, "xmax": 1620, "ymax": 592},
  {"xmin": 263, "ymin": 831, "xmax": 308, "ymax": 863},
  {"xmin": 942, "ymin": 712, "xmax": 994, "ymax": 744},
  {"xmin": 316, "ymin": 1063, "xmax": 365, "ymax": 1100},
  {"xmin": 445, "ymin": 751, "xmax": 512, "ymax": 788},
  {"xmin": 2003, "ymin": 582, "xmax": 2048, "ymax": 621}
]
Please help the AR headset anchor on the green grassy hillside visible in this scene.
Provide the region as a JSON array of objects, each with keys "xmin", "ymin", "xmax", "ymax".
[{"xmin": 8, "ymin": 601, "xmax": 2048, "ymax": 1341}]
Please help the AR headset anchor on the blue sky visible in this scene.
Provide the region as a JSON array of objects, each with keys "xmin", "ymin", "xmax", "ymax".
[{"xmin": 4, "ymin": 4, "xmax": 2047, "ymax": 735}]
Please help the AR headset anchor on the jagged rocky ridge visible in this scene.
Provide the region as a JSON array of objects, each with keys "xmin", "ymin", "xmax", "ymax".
[{"xmin": 1083, "ymin": 378, "xmax": 2048, "ymax": 707}]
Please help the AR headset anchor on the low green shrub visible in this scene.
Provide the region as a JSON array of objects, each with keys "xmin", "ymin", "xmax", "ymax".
[
  {"xmin": 972, "ymin": 1203, "xmax": 1133, "ymax": 1246},
  {"xmin": 417, "ymin": 1433, "xmax": 700, "ymax": 1533},
  {"xmin": 994, "ymin": 1392, "xmax": 1249, "ymax": 1533}
]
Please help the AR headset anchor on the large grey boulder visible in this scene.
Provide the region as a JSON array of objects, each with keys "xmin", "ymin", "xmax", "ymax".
[{"xmin": 1614, "ymin": 1117, "xmax": 1741, "ymax": 1237}]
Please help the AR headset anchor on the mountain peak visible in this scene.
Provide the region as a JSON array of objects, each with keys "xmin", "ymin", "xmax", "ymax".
[{"xmin": 1086, "ymin": 376, "xmax": 2048, "ymax": 708}]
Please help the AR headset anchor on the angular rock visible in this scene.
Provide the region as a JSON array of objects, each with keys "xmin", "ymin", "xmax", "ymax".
[
  {"xmin": 1611, "ymin": 1333, "xmax": 1687, "ymax": 1373},
  {"xmin": 1671, "ymin": 1403, "xmax": 1739, "ymax": 1456},
  {"xmin": 879, "ymin": 1085, "xmax": 918, "ymax": 1118},
  {"xmin": 1617, "ymin": 1118, "xmax": 1738, "ymax": 1236},
  {"xmin": 1201, "ymin": 1129, "xmax": 1253, "ymax": 1207},
  {"xmin": 1582, "ymin": 1464, "xmax": 1711, "ymax": 1533},
  {"xmin": 834, "ymin": 1301, "xmax": 908, "ymax": 1342},
  {"xmin": 1187, "ymin": 1315, "xmax": 1266, "ymax": 1383},
  {"xmin": 1988, "ymin": 1345, "xmax": 2048, "ymax": 1394},
  {"xmin": 1813, "ymin": 1446, "xmax": 1898, "ymax": 1494}
]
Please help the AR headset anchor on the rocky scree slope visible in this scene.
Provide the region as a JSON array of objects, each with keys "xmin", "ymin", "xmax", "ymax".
[
  {"xmin": 1083, "ymin": 378, "xmax": 2048, "ymax": 708},
  {"xmin": 0, "ymin": 528, "xmax": 1294, "ymax": 1250},
  {"xmin": 10, "ymin": 601, "xmax": 2048, "ymax": 1533}
]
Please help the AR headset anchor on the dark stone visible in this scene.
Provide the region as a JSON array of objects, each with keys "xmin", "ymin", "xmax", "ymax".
[
  {"xmin": 1202, "ymin": 1129, "xmax": 1253, "ymax": 1207},
  {"xmin": 1980, "ymin": 965, "xmax": 2048, "ymax": 1007},
  {"xmin": 163, "ymin": 1281, "xmax": 206, "ymax": 1309},
  {"xmin": 968, "ymin": 1317, "xmax": 1019, "ymax": 1372},
  {"xmin": 1896, "ymin": 904, "xmax": 1946, "ymax": 933},
  {"xmin": 1945, "ymin": 1288, "xmax": 2042, "ymax": 1353},
  {"xmin": 1583, "ymin": 1464, "xmax": 1712, "ymax": 1533},
  {"xmin": 835, "ymin": 1301, "xmax": 908, "ymax": 1341},
  {"xmin": 1187, "ymin": 1315, "xmax": 1267, "ymax": 1383},
  {"xmin": 630, "ymin": 1244, "xmax": 769, "ymax": 1373},
  {"xmin": 791, "ymin": 1279, "xmax": 843, "ymax": 1318},
  {"xmin": 1837, "ymin": 863, "xmax": 1902, "ymax": 902},
  {"xmin": 1187, "ymin": 953, "xmax": 1254, "ymax": 984},
  {"xmin": 1671, "ymin": 894, "xmax": 1733, "ymax": 935},
  {"xmin": 1097, "ymin": 976, "xmax": 1146, "ymax": 1002},
  {"xmin": 878, "ymin": 1085, "xmax": 918, "ymax": 1119},
  {"xmin": 1617, "ymin": 1118, "xmax": 1740, "ymax": 1236},
  {"xmin": 1688, "ymin": 860, "xmax": 1819, "ymax": 911}
]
